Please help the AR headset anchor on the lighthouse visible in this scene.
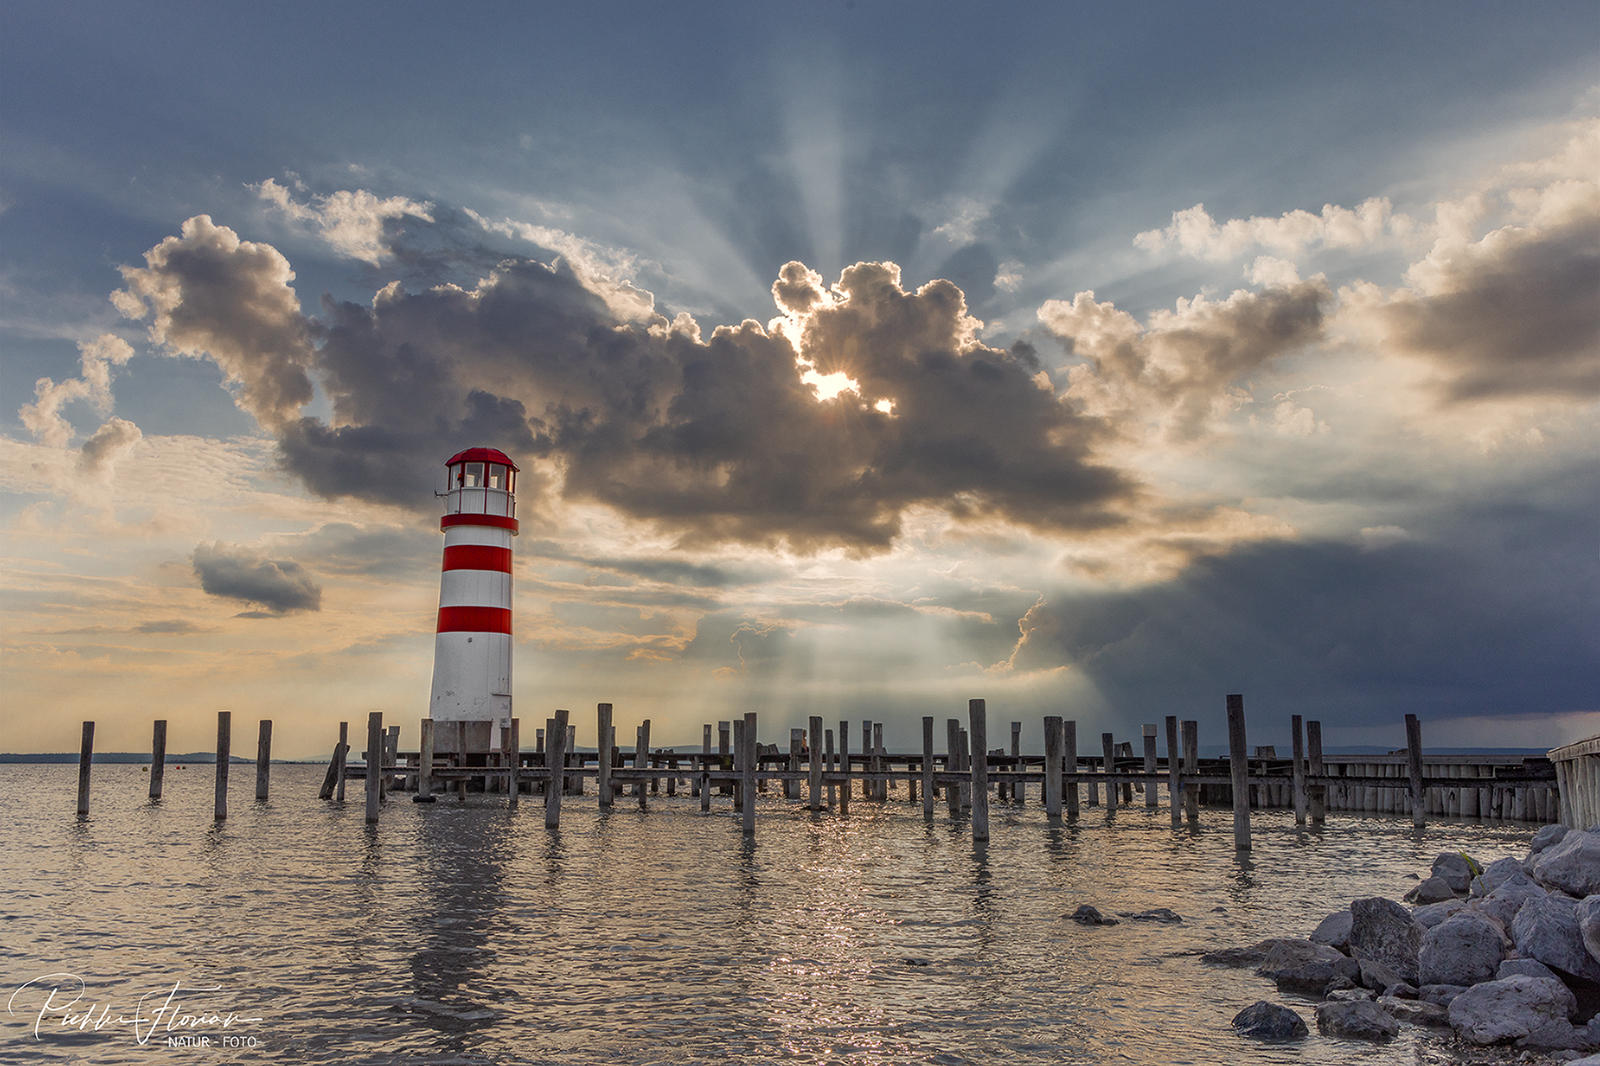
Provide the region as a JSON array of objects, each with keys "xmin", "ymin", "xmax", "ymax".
[{"xmin": 428, "ymin": 447, "xmax": 518, "ymax": 748}]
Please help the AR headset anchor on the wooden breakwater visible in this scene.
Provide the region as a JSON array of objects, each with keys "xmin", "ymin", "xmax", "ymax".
[
  {"xmin": 1549, "ymin": 734, "xmax": 1600, "ymax": 829},
  {"xmin": 69, "ymin": 698, "xmax": 1562, "ymax": 850}
]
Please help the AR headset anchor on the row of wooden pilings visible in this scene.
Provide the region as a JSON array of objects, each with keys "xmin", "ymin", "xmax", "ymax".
[{"xmin": 74, "ymin": 697, "xmax": 1558, "ymax": 850}]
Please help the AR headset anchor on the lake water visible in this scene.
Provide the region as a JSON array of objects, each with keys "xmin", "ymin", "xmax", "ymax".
[{"xmin": 1, "ymin": 763, "xmax": 1543, "ymax": 1065}]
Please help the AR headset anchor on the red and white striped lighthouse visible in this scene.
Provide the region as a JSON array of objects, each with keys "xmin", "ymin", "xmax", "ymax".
[{"xmin": 429, "ymin": 447, "xmax": 518, "ymax": 727}]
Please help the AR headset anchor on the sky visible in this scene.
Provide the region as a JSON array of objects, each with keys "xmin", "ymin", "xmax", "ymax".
[{"xmin": 1, "ymin": 1, "xmax": 1597, "ymax": 759}]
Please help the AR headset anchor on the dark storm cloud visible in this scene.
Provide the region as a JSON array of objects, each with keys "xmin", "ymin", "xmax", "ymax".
[
  {"xmin": 192, "ymin": 542, "xmax": 323, "ymax": 614},
  {"xmin": 126, "ymin": 219, "xmax": 1133, "ymax": 551},
  {"xmin": 1009, "ymin": 467, "xmax": 1600, "ymax": 729},
  {"xmin": 1383, "ymin": 216, "xmax": 1600, "ymax": 401}
]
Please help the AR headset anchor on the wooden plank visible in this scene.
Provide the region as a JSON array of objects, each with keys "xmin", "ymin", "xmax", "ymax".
[
  {"xmin": 1227, "ymin": 695, "xmax": 1249, "ymax": 850},
  {"xmin": 149, "ymin": 719, "xmax": 166, "ymax": 800},
  {"xmin": 255, "ymin": 720, "xmax": 272, "ymax": 801},
  {"xmin": 215, "ymin": 711, "xmax": 232, "ymax": 822}
]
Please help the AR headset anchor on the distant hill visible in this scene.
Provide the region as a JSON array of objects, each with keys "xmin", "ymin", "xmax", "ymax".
[{"xmin": 0, "ymin": 753, "xmax": 313, "ymax": 764}]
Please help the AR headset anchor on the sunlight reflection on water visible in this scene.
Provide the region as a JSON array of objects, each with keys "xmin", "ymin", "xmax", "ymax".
[{"xmin": 1, "ymin": 764, "xmax": 1540, "ymax": 1064}]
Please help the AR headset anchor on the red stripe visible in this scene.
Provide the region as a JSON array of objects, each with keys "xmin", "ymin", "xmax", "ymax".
[
  {"xmin": 436, "ymin": 606, "xmax": 512, "ymax": 634},
  {"xmin": 442, "ymin": 545, "xmax": 512, "ymax": 573},
  {"xmin": 441, "ymin": 513, "xmax": 519, "ymax": 533}
]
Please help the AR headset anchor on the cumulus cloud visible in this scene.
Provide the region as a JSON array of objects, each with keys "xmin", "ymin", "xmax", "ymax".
[
  {"xmin": 18, "ymin": 333, "xmax": 135, "ymax": 447},
  {"xmin": 1038, "ymin": 279, "xmax": 1331, "ymax": 440},
  {"xmin": 192, "ymin": 542, "xmax": 322, "ymax": 614},
  {"xmin": 257, "ymin": 178, "xmax": 434, "ymax": 264},
  {"xmin": 76, "ymin": 417, "xmax": 143, "ymax": 477},
  {"xmin": 124, "ymin": 220, "xmax": 1132, "ymax": 550},
  {"xmin": 114, "ymin": 215, "xmax": 317, "ymax": 430},
  {"xmin": 1135, "ymin": 197, "xmax": 1409, "ymax": 260}
]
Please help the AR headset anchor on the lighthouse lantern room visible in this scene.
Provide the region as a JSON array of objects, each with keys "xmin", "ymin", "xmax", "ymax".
[{"xmin": 428, "ymin": 447, "xmax": 518, "ymax": 754}]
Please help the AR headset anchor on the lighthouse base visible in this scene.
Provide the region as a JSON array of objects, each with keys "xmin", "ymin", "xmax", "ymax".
[{"xmin": 428, "ymin": 719, "xmax": 499, "ymax": 755}]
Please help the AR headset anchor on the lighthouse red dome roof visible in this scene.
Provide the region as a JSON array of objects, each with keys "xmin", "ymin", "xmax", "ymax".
[{"xmin": 444, "ymin": 447, "xmax": 519, "ymax": 471}]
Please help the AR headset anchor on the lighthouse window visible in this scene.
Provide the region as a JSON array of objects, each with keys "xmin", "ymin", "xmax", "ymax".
[
  {"xmin": 488, "ymin": 464, "xmax": 505, "ymax": 489},
  {"xmin": 464, "ymin": 462, "xmax": 484, "ymax": 487}
]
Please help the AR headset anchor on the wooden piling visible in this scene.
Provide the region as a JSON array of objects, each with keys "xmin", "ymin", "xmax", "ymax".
[
  {"xmin": 1405, "ymin": 713, "xmax": 1426, "ymax": 828},
  {"xmin": 861, "ymin": 721, "xmax": 872, "ymax": 799},
  {"xmin": 701, "ymin": 723, "xmax": 713, "ymax": 811},
  {"xmin": 419, "ymin": 718, "xmax": 435, "ymax": 799},
  {"xmin": 873, "ymin": 723, "xmax": 886, "ymax": 801},
  {"xmin": 718, "ymin": 721, "xmax": 732, "ymax": 794},
  {"xmin": 335, "ymin": 721, "xmax": 349, "ymax": 801},
  {"xmin": 149, "ymin": 719, "xmax": 166, "ymax": 800},
  {"xmin": 596, "ymin": 704, "xmax": 614, "ymax": 807},
  {"xmin": 946, "ymin": 719, "xmax": 962, "ymax": 816},
  {"xmin": 215, "ymin": 711, "xmax": 232, "ymax": 821},
  {"xmin": 364, "ymin": 711, "xmax": 382, "ymax": 824},
  {"xmin": 546, "ymin": 711, "xmax": 567, "ymax": 826},
  {"xmin": 789, "ymin": 728, "xmax": 804, "ymax": 800},
  {"xmin": 383, "ymin": 725, "xmax": 399, "ymax": 800},
  {"xmin": 637, "ymin": 719, "xmax": 651, "ymax": 808},
  {"xmin": 1291, "ymin": 714, "xmax": 1307, "ymax": 825},
  {"xmin": 969, "ymin": 699, "xmax": 990, "ymax": 842},
  {"xmin": 1064, "ymin": 719, "xmax": 1079, "ymax": 818},
  {"xmin": 825, "ymin": 728, "xmax": 837, "ymax": 807},
  {"xmin": 1010, "ymin": 721, "xmax": 1023, "ymax": 803},
  {"xmin": 255, "ymin": 720, "xmax": 272, "ymax": 801},
  {"xmin": 958, "ymin": 728, "xmax": 971, "ymax": 809},
  {"xmin": 1226, "ymin": 695, "xmax": 1250, "ymax": 850},
  {"xmin": 1165, "ymin": 716, "xmax": 1180, "ymax": 826},
  {"xmin": 1044, "ymin": 715, "xmax": 1063, "ymax": 819},
  {"xmin": 1182, "ymin": 720, "xmax": 1199, "ymax": 823},
  {"xmin": 501, "ymin": 718, "xmax": 517, "ymax": 807},
  {"xmin": 742, "ymin": 712, "xmax": 757, "ymax": 836},
  {"xmin": 838, "ymin": 720, "xmax": 850, "ymax": 816},
  {"xmin": 1142, "ymin": 724, "xmax": 1158, "ymax": 809},
  {"xmin": 922, "ymin": 717, "xmax": 936, "ymax": 818},
  {"xmin": 77, "ymin": 721, "xmax": 94, "ymax": 816},
  {"xmin": 567, "ymin": 724, "xmax": 579, "ymax": 795},
  {"xmin": 1102, "ymin": 733, "xmax": 1117, "ymax": 813},
  {"xmin": 808, "ymin": 716, "xmax": 824, "ymax": 811}
]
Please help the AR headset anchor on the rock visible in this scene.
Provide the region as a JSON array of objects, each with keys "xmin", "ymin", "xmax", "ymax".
[
  {"xmin": 1276, "ymin": 957, "xmax": 1362, "ymax": 997},
  {"xmin": 1327, "ymin": 988, "xmax": 1376, "ymax": 1001},
  {"xmin": 1310, "ymin": 908, "xmax": 1352, "ymax": 952},
  {"xmin": 1479, "ymin": 872, "xmax": 1549, "ymax": 928},
  {"xmin": 1534, "ymin": 830, "xmax": 1600, "ymax": 899},
  {"xmin": 1068, "ymin": 904, "xmax": 1118, "ymax": 926},
  {"xmin": 1378, "ymin": 996, "xmax": 1451, "ymax": 1026},
  {"xmin": 1448, "ymin": 975, "xmax": 1579, "ymax": 1045},
  {"xmin": 1515, "ymin": 891, "xmax": 1600, "ymax": 983},
  {"xmin": 1532, "ymin": 824, "xmax": 1573, "ymax": 856},
  {"xmin": 1405, "ymin": 877, "xmax": 1459, "ymax": 905},
  {"xmin": 1202, "ymin": 939, "xmax": 1300, "ymax": 968},
  {"xmin": 1231, "ymin": 1001, "xmax": 1308, "ymax": 1039},
  {"xmin": 1412, "ymin": 899, "xmax": 1467, "ymax": 928},
  {"xmin": 1433, "ymin": 852, "xmax": 1479, "ymax": 895},
  {"xmin": 1474, "ymin": 856, "xmax": 1528, "ymax": 897},
  {"xmin": 1385, "ymin": 982, "xmax": 1418, "ymax": 999},
  {"xmin": 1420, "ymin": 910, "xmax": 1508, "ymax": 987},
  {"xmin": 1122, "ymin": 908, "xmax": 1183, "ymax": 923},
  {"xmin": 1515, "ymin": 1020, "xmax": 1595, "ymax": 1051},
  {"xmin": 1349, "ymin": 897, "xmax": 1424, "ymax": 986},
  {"xmin": 1580, "ymin": 895, "xmax": 1600, "ymax": 966},
  {"xmin": 1420, "ymin": 983, "xmax": 1471, "ymax": 1006},
  {"xmin": 1315, "ymin": 999, "xmax": 1399, "ymax": 1040},
  {"xmin": 1258, "ymin": 939, "xmax": 1347, "ymax": 977},
  {"xmin": 1501, "ymin": 958, "xmax": 1563, "ymax": 982},
  {"xmin": 1359, "ymin": 958, "xmax": 1407, "ymax": 991}
]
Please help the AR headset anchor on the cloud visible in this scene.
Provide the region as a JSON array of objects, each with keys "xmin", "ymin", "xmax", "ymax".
[
  {"xmin": 257, "ymin": 178, "xmax": 434, "ymax": 265},
  {"xmin": 192, "ymin": 542, "xmax": 322, "ymax": 614},
  {"xmin": 114, "ymin": 216, "xmax": 317, "ymax": 430},
  {"xmin": 76, "ymin": 417, "xmax": 142, "ymax": 477},
  {"xmin": 122, "ymin": 221, "xmax": 1133, "ymax": 550},
  {"xmin": 1038, "ymin": 279, "xmax": 1331, "ymax": 440},
  {"xmin": 1134, "ymin": 197, "xmax": 1409, "ymax": 260},
  {"xmin": 17, "ymin": 333, "xmax": 135, "ymax": 447}
]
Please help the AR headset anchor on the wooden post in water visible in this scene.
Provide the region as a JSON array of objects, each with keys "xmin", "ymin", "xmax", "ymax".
[
  {"xmin": 546, "ymin": 710, "xmax": 567, "ymax": 827},
  {"xmin": 871, "ymin": 723, "xmax": 885, "ymax": 801},
  {"xmin": 946, "ymin": 719, "xmax": 962, "ymax": 816},
  {"xmin": 922, "ymin": 717, "xmax": 936, "ymax": 818},
  {"xmin": 808, "ymin": 716, "xmax": 824, "ymax": 811},
  {"xmin": 700, "ymin": 723, "xmax": 713, "ymax": 811},
  {"xmin": 1102, "ymin": 733, "xmax": 1118, "ymax": 813},
  {"xmin": 255, "ymin": 720, "xmax": 272, "ymax": 801},
  {"xmin": 958, "ymin": 728, "xmax": 972, "ymax": 810},
  {"xmin": 732, "ymin": 719, "xmax": 745, "ymax": 811},
  {"xmin": 789, "ymin": 728, "xmax": 804, "ymax": 801},
  {"xmin": 1165, "ymin": 716, "xmax": 1181, "ymax": 826},
  {"xmin": 596, "ymin": 704, "xmax": 614, "ymax": 807},
  {"xmin": 1291, "ymin": 715, "xmax": 1307, "ymax": 825},
  {"xmin": 148, "ymin": 719, "xmax": 167, "ymax": 800},
  {"xmin": 364, "ymin": 711, "xmax": 382, "ymax": 824},
  {"xmin": 77, "ymin": 721, "xmax": 94, "ymax": 816},
  {"xmin": 637, "ymin": 719, "xmax": 652, "ymax": 807},
  {"xmin": 215, "ymin": 711, "xmax": 232, "ymax": 821},
  {"xmin": 1307, "ymin": 719, "xmax": 1326, "ymax": 822},
  {"xmin": 837, "ymin": 720, "xmax": 850, "ymax": 816},
  {"xmin": 1405, "ymin": 713, "xmax": 1426, "ymax": 828},
  {"xmin": 335, "ymin": 721, "xmax": 349, "ymax": 801},
  {"xmin": 1044, "ymin": 715, "xmax": 1063, "ymax": 819},
  {"xmin": 1143, "ymin": 724, "xmax": 1158, "ymax": 809},
  {"xmin": 1226, "ymin": 695, "xmax": 1250, "ymax": 850},
  {"xmin": 718, "ymin": 721, "xmax": 732, "ymax": 795},
  {"xmin": 861, "ymin": 721, "xmax": 872, "ymax": 799},
  {"xmin": 1010, "ymin": 721, "xmax": 1023, "ymax": 804},
  {"xmin": 419, "ymin": 718, "xmax": 435, "ymax": 799},
  {"xmin": 741, "ymin": 712, "xmax": 757, "ymax": 836},
  {"xmin": 825, "ymin": 728, "xmax": 837, "ymax": 807},
  {"xmin": 1182, "ymin": 720, "xmax": 1199, "ymax": 823},
  {"xmin": 969, "ymin": 699, "xmax": 990, "ymax": 842},
  {"xmin": 505, "ymin": 718, "xmax": 520, "ymax": 808},
  {"xmin": 383, "ymin": 725, "xmax": 399, "ymax": 800},
  {"xmin": 1064, "ymin": 719, "xmax": 1080, "ymax": 819}
]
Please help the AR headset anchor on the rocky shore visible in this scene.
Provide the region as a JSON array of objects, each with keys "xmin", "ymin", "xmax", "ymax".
[{"xmin": 1210, "ymin": 824, "xmax": 1600, "ymax": 1061}]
